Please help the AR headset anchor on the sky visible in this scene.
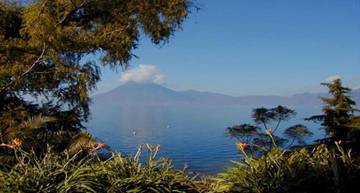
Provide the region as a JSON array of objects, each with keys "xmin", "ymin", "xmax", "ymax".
[{"xmin": 94, "ymin": 0, "xmax": 360, "ymax": 96}]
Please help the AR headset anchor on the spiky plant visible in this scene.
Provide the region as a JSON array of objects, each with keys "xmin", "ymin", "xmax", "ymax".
[
  {"xmin": 210, "ymin": 144, "xmax": 360, "ymax": 193},
  {"xmin": 0, "ymin": 144, "xmax": 203, "ymax": 193}
]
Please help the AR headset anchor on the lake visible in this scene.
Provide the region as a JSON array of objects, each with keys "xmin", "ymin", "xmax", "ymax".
[{"xmin": 87, "ymin": 104, "xmax": 323, "ymax": 175}]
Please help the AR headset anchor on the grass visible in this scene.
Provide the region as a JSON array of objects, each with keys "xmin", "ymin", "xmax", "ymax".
[
  {"xmin": 1, "ymin": 142, "xmax": 360, "ymax": 193},
  {"xmin": 209, "ymin": 143, "xmax": 360, "ymax": 193},
  {"xmin": 0, "ymin": 145, "xmax": 203, "ymax": 193}
]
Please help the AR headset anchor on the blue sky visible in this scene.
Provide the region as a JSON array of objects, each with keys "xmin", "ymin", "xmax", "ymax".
[{"xmin": 95, "ymin": 0, "xmax": 360, "ymax": 96}]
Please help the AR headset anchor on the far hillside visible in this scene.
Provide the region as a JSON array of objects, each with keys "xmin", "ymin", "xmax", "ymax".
[{"xmin": 93, "ymin": 82, "xmax": 360, "ymax": 107}]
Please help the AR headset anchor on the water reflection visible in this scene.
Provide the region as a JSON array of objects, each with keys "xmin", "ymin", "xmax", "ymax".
[{"xmin": 88, "ymin": 104, "xmax": 322, "ymax": 174}]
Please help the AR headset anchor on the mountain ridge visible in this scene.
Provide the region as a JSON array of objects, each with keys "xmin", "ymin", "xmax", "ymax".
[{"xmin": 93, "ymin": 82, "xmax": 360, "ymax": 107}]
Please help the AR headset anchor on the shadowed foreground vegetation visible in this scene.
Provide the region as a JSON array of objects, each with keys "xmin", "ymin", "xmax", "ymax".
[
  {"xmin": 0, "ymin": 145, "xmax": 203, "ymax": 193},
  {"xmin": 210, "ymin": 141, "xmax": 360, "ymax": 193},
  {"xmin": 1, "ymin": 141, "xmax": 360, "ymax": 193}
]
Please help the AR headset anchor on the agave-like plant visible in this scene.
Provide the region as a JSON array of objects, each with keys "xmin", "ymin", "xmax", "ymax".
[
  {"xmin": 0, "ymin": 114, "xmax": 107, "ymax": 167},
  {"xmin": 1, "ymin": 114, "xmax": 56, "ymax": 143},
  {"xmin": 0, "ymin": 144, "xmax": 203, "ymax": 193},
  {"xmin": 210, "ymin": 143, "xmax": 360, "ymax": 193}
]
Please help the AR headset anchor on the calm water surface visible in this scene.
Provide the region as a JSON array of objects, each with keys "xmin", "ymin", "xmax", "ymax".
[{"xmin": 88, "ymin": 105, "xmax": 322, "ymax": 174}]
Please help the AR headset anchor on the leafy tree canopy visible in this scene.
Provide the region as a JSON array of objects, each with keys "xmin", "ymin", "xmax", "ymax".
[
  {"xmin": 0, "ymin": 0, "xmax": 194, "ymax": 154},
  {"xmin": 228, "ymin": 106, "xmax": 313, "ymax": 154}
]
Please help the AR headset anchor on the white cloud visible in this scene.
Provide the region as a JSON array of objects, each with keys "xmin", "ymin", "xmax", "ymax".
[
  {"xmin": 119, "ymin": 64, "xmax": 166, "ymax": 84},
  {"xmin": 325, "ymin": 75, "xmax": 341, "ymax": 83}
]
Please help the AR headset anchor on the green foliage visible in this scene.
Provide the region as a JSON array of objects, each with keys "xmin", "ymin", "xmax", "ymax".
[
  {"xmin": 284, "ymin": 124, "xmax": 313, "ymax": 145},
  {"xmin": 0, "ymin": 145, "xmax": 202, "ymax": 193},
  {"xmin": 227, "ymin": 106, "xmax": 313, "ymax": 154},
  {"xmin": 211, "ymin": 144, "xmax": 360, "ymax": 193},
  {"xmin": 252, "ymin": 106, "xmax": 295, "ymax": 129},
  {"xmin": 0, "ymin": 0, "xmax": 194, "ymax": 155},
  {"xmin": 307, "ymin": 79, "xmax": 360, "ymax": 143}
]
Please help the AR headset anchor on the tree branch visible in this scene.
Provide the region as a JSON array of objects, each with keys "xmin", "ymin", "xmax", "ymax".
[
  {"xmin": 273, "ymin": 119, "xmax": 282, "ymax": 134},
  {"xmin": 0, "ymin": 44, "xmax": 46, "ymax": 94},
  {"xmin": 58, "ymin": 0, "xmax": 92, "ymax": 26},
  {"xmin": 262, "ymin": 121, "xmax": 268, "ymax": 130}
]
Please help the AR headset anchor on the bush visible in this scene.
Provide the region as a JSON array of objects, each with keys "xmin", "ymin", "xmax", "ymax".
[
  {"xmin": 0, "ymin": 145, "xmax": 202, "ymax": 193},
  {"xmin": 210, "ymin": 143, "xmax": 360, "ymax": 193},
  {"xmin": 2, "ymin": 143, "xmax": 360, "ymax": 193}
]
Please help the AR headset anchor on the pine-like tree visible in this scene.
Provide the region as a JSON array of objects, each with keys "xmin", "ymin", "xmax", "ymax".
[
  {"xmin": 0, "ymin": 0, "xmax": 193, "ymax": 154},
  {"xmin": 307, "ymin": 79, "xmax": 358, "ymax": 142}
]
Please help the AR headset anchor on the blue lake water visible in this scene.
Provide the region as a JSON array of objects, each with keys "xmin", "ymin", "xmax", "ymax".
[{"xmin": 87, "ymin": 104, "xmax": 323, "ymax": 175}]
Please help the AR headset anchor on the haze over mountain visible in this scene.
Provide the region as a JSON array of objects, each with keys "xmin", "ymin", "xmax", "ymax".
[{"xmin": 93, "ymin": 82, "xmax": 360, "ymax": 107}]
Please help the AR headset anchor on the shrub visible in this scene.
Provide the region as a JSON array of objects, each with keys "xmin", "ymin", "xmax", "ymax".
[
  {"xmin": 0, "ymin": 145, "xmax": 202, "ymax": 193},
  {"xmin": 211, "ymin": 143, "xmax": 360, "ymax": 193}
]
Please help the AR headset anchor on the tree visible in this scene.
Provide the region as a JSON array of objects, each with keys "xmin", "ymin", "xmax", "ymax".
[
  {"xmin": 227, "ymin": 106, "xmax": 313, "ymax": 154},
  {"xmin": 306, "ymin": 79, "xmax": 359, "ymax": 143},
  {"xmin": 284, "ymin": 124, "xmax": 313, "ymax": 146},
  {"xmin": 0, "ymin": 0, "xmax": 194, "ymax": 154}
]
